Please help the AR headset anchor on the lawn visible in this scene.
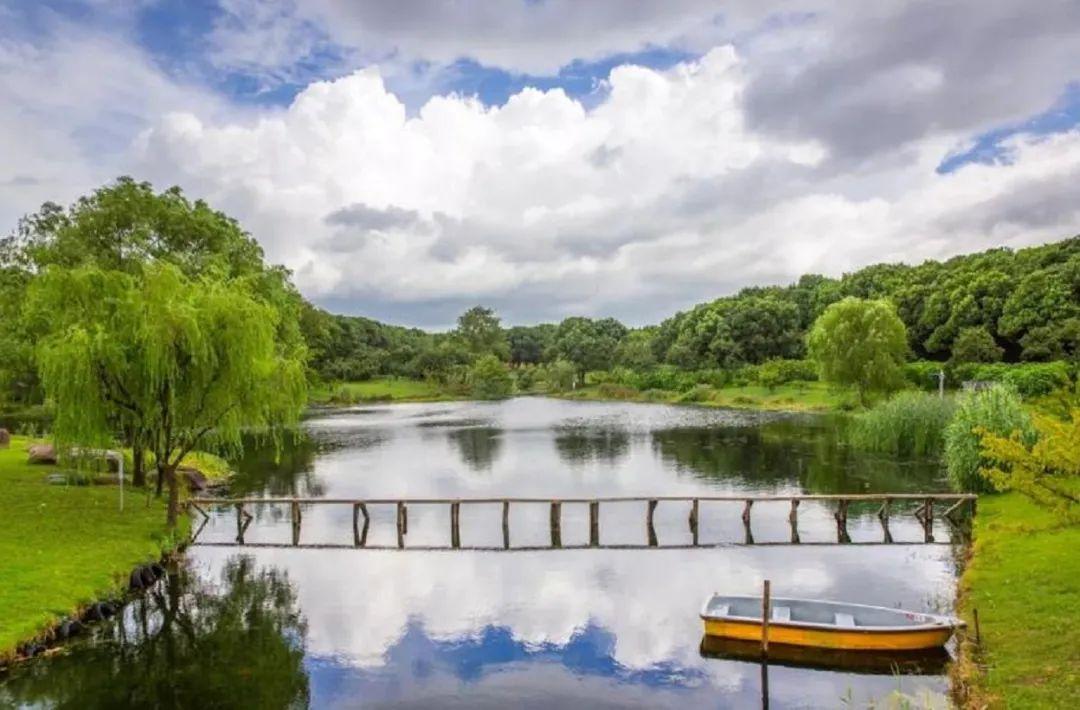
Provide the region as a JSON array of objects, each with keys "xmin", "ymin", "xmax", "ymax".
[
  {"xmin": 309, "ymin": 377, "xmax": 457, "ymax": 404},
  {"xmin": 0, "ymin": 436, "xmax": 180, "ymax": 659},
  {"xmin": 954, "ymin": 493, "xmax": 1080, "ymax": 708},
  {"xmin": 562, "ymin": 381, "xmax": 856, "ymax": 413}
]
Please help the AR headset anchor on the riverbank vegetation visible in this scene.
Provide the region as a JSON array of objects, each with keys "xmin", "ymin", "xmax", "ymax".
[{"xmin": 0, "ymin": 435, "xmax": 178, "ymax": 658}]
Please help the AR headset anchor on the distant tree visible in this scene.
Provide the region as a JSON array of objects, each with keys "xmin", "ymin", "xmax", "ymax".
[
  {"xmin": 456, "ymin": 306, "xmax": 509, "ymax": 359},
  {"xmin": 543, "ymin": 359, "xmax": 579, "ymax": 392},
  {"xmin": 29, "ymin": 264, "xmax": 307, "ymax": 527},
  {"xmin": 1018, "ymin": 326, "xmax": 1064, "ymax": 362},
  {"xmin": 469, "ymin": 354, "xmax": 513, "ymax": 399},
  {"xmin": 507, "ymin": 324, "xmax": 556, "ymax": 365},
  {"xmin": 613, "ymin": 329, "xmax": 657, "ymax": 370},
  {"xmin": 807, "ymin": 297, "xmax": 907, "ymax": 405},
  {"xmin": 553, "ymin": 317, "xmax": 628, "ymax": 375},
  {"xmin": 951, "ymin": 326, "xmax": 1003, "ymax": 363}
]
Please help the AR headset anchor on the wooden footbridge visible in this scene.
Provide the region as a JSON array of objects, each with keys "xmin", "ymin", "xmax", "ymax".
[{"xmin": 188, "ymin": 493, "xmax": 976, "ymax": 550}]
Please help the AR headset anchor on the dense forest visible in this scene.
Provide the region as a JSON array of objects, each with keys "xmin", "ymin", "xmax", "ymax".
[{"xmin": 298, "ymin": 236, "xmax": 1080, "ymax": 384}]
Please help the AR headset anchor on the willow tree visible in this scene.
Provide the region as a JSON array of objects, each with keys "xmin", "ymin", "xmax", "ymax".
[
  {"xmin": 807, "ymin": 297, "xmax": 907, "ymax": 405},
  {"xmin": 29, "ymin": 263, "xmax": 307, "ymax": 527}
]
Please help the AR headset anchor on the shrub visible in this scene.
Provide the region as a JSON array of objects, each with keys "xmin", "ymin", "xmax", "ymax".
[
  {"xmin": 950, "ymin": 361, "xmax": 1071, "ymax": 397},
  {"xmin": 950, "ymin": 326, "xmax": 1003, "ymax": 363},
  {"xmin": 584, "ymin": 370, "xmax": 617, "ymax": 385},
  {"xmin": 850, "ymin": 391, "xmax": 956, "ymax": 456},
  {"xmin": 596, "ymin": 383, "xmax": 638, "ymax": 400},
  {"xmin": 468, "ymin": 355, "xmax": 512, "ymax": 399},
  {"xmin": 944, "ymin": 385, "xmax": 1035, "ymax": 493},
  {"xmin": 755, "ymin": 358, "xmax": 818, "ymax": 389}
]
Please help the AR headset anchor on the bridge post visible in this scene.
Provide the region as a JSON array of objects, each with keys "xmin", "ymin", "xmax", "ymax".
[
  {"xmin": 450, "ymin": 501, "xmax": 461, "ymax": 549},
  {"xmin": 502, "ymin": 501, "xmax": 510, "ymax": 549},
  {"xmin": 835, "ymin": 499, "xmax": 849, "ymax": 543},
  {"xmin": 789, "ymin": 499, "xmax": 800, "ymax": 544},
  {"xmin": 742, "ymin": 500, "xmax": 754, "ymax": 544},
  {"xmin": 688, "ymin": 499, "xmax": 699, "ymax": 546},
  {"xmin": 589, "ymin": 501, "xmax": 599, "ymax": 547},
  {"xmin": 235, "ymin": 503, "xmax": 244, "ymax": 544},
  {"xmin": 396, "ymin": 502, "xmax": 406, "ymax": 549},
  {"xmin": 353, "ymin": 503, "xmax": 369, "ymax": 547},
  {"xmin": 550, "ymin": 501, "xmax": 562, "ymax": 548},
  {"xmin": 291, "ymin": 501, "xmax": 301, "ymax": 546},
  {"xmin": 647, "ymin": 499, "xmax": 658, "ymax": 547}
]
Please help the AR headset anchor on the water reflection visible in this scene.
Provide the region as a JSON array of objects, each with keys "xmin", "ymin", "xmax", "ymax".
[
  {"xmin": 0, "ymin": 557, "xmax": 309, "ymax": 709},
  {"xmin": 4, "ymin": 398, "xmax": 960, "ymax": 708}
]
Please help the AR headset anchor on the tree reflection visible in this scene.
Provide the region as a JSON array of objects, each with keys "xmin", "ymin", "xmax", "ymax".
[
  {"xmin": 652, "ymin": 417, "xmax": 945, "ymax": 494},
  {"xmin": 0, "ymin": 557, "xmax": 309, "ymax": 709},
  {"xmin": 450, "ymin": 426, "xmax": 504, "ymax": 471},
  {"xmin": 230, "ymin": 429, "xmax": 325, "ymax": 497},
  {"xmin": 553, "ymin": 427, "xmax": 631, "ymax": 467}
]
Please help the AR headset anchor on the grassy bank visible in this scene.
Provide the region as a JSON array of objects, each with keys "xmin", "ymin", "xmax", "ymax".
[
  {"xmin": 309, "ymin": 377, "xmax": 460, "ymax": 405},
  {"xmin": 559, "ymin": 381, "xmax": 856, "ymax": 412},
  {"xmin": 954, "ymin": 493, "xmax": 1080, "ymax": 708},
  {"xmin": 0, "ymin": 436, "xmax": 180, "ymax": 658}
]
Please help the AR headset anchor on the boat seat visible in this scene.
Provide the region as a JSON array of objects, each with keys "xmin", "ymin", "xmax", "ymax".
[
  {"xmin": 713, "ymin": 604, "xmax": 729, "ymax": 616},
  {"xmin": 772, "ymin": 606, "xmax": 791, "ymax": 622},
  {"xmin": 835, "ymin": 612, "xmax": 856, "ymax": 628}
]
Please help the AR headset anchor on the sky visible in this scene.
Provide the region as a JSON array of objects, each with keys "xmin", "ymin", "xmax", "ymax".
[{"xmin": 2, "ymin": 0, "xmax": 1080, "ymax": 329}]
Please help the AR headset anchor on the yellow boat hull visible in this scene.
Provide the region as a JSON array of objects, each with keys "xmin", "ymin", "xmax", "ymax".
[{"xmin": 702, "ymin": 618, "xmax": 954, "ymax": 651}]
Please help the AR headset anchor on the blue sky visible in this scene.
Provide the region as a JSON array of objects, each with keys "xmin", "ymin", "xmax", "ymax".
[{"xmin": 3, "ymin": 0, "xmax": 1079, "ymax": 327}]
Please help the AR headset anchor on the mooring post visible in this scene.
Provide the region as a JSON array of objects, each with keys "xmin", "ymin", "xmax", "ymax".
[
  {"xmin": 761, "ymin": 579, "xmax": 771, "ymax": 657},
  {"xmin": 550, "ymin": 501, "xmax": 562, "ymax": 547},
  {"xmin": 502, "ymin": 500, "xmax": 510, "ymax": 549},
  {"xmin": 647, "ymin": 499, "xmax": 658, "ymax": 547},
  {"xmin": 689, "ymin": 498, "xmax": 699, "ymax": 546},
  {"xmin": 450, "ymin": 501, "xmax": 461, "ymax": 549},
  {"xmin": 589, "ymin": 500, "xmax": 600, "ymax": 547}
]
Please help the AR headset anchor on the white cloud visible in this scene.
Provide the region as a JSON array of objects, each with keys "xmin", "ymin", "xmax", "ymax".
[{"xmin": 126, "ymin": 45, "xmax": 1080, "ymax": 325}]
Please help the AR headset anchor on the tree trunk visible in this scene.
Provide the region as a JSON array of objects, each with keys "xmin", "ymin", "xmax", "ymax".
[
  {"xmin": 165, "ymin": 463, "xmax": 180, "ymax": 529},
  {"xmin": 132, "ymin": 440, "xmax": 146, "ymax": 488},
  {"xmin": 155, "ymin": 461, "xmax": 166, "ymax": 497}
]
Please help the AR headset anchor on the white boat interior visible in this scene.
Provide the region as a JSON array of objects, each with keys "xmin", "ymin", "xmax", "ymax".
[{"xmin": 702, "ymin": 595, "xmax": 950, "ymax": 629}]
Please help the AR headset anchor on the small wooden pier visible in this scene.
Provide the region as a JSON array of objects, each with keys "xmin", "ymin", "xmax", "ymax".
[{"xmin": 188, "ymin": 493, "xmax": 976, "ymax": 549}]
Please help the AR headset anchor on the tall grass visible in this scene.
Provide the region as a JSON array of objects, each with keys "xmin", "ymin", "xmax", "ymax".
[
  {"xmin": 850, "ymin": 391, "xmax": 956, "ymax": 457},
  {"xmin": 944, "ymin": 385, "xmax": 1034, "ymax": 493}
]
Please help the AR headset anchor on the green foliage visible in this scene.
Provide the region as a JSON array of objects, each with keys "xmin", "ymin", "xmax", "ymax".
[
  {"xmin": 850, "ymin": 391, "xmax": 956, "ymax": 456},
  {"xmin": 541, "ymin": 359, "xmax": 578, "ymax": 392},
  {"xmin": 944, "ymin": 385, "xmax": 1034, "ymax": 493},
  {"xmin": 754, "ymin": 358, "xmax": 818, "ymax": 390},
  {"xmin": 613, "ymin": 328, "xmax": 658, "ymax": 370},
  {"xmin": 951, "ymin": 326, "xmax": 1003, "ymax": 363},
  {"xmin": 468, "ymin": 355, "xmax": 512, "ymax": 399},
  {"xmin": 507, "ymin": 324, "xmax": 555, "ymax": 365},
  {"xmin": 978, "ymin": 410, "xmax": 1080, "ymax": 521},
  {"xmin": 807, "ymin": 297, "xmax": 908, "ymax": 403}
]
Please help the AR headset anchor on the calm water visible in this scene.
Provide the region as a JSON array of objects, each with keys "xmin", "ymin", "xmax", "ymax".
[{"xmin": 1, "ymin": 398, "xmax": 965, "ymax": 709}]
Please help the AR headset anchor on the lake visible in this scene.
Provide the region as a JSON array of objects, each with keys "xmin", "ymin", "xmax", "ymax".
[{"xmin": 0, "ymin": 397, "xmax": 965, "ymax": 708}]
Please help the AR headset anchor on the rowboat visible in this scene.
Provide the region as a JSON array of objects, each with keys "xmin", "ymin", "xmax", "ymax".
[{"xmin": 700, "ymin": 594, "xmax": 964, "ymax": 651}]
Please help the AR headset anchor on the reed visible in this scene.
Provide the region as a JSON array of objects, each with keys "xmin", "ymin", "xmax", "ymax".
[{"xmin": 850, "ymin": 391, "xmax": 956, "ymax": 457}]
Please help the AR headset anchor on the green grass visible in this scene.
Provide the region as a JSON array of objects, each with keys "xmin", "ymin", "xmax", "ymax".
[
  {"xmin": 954, "ymin": 493, "xmax": 1080, "ymax": 708},
  {"xmin": 0, "ymin": 436, "xmax": 180, "ymax": 659},
  {"xmin": 309, "ymin": 377, "xmax": 459, "ymax": 404},
  {"xmin": 561, "ymin": 381, "xmax": 856, "ymax": 413}
]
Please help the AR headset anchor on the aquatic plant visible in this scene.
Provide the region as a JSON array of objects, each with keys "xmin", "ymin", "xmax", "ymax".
[{"xmin": 850, "ymin": 391, "xmax": 956, "ymax": 457}]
